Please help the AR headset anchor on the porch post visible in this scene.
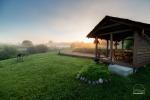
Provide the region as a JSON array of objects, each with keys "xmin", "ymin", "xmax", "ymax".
[
  {"xmin": 122, "ymin": 40, "xmax": 124, "ymax": 50},
  {"xmin": 110, "ymin": 34, "xmax": 113, "ymax": 62},
  {"xmin": 115, "ymin": 41, "xmax": 118, "ymax": 50},
  {"xmin": 122, "ymin": 39, "xmax": 124, "ymax": 58},
  {"xmin": 106, "ymin": 39, "xmax": 109, "ymax": 57},
  {"xmin": 133, "ymin": 31, "xmax": 138, "ymax": 67},
  {"xmin": 95, "ymin": 37, "xmax": 98, "ymax": 59}
]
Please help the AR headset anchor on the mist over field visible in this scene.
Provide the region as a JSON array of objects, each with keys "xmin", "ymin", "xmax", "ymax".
[{"xmin": 0, "ymin": 0, "xmax": 150, "ymax": 99}]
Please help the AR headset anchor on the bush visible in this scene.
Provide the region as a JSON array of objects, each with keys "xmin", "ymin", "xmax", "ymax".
[
  {"xmin": 0, "ymin": 46, "xmax": 18, "ymax": 60},
  {"xmin": 26, "ymin": 44, "xmax": 48, "ymax": 54},
  {"xmin": 26, "ymin": 46, "xmax": 36, "ymax": 54},
  {"xmin": 35, "ymin": 44, "xmax": 48, "ymax": 53},
  {"xmin": 78, "ymin": 63, "xmax": 111, "ymax": 81},
  {"xmin": 125, "ymin": 40, "xmax": 133, "ymax": 49},
  {"xmin": 145, "ymin": 64, "xmax": 150, "ymax": 67},
  {"xmin": 22, "ymin": 40, "xmax": 33, "ymax": 48}
]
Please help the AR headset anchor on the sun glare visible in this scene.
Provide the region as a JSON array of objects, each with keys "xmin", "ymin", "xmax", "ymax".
[{"xmin": 82, "ymin": 38, "xmax": 94, "ymax": 43}]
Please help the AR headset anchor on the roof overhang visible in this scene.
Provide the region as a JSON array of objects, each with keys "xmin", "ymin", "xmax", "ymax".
[{"xmin": 87, "ymin": 16, "xmax": 150, "ymax": 41}]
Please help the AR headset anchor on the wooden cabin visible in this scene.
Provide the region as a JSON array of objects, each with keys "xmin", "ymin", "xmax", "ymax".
[{"xmin": 87, "ymin": 16, "xmax": 150, "ymax": 68}]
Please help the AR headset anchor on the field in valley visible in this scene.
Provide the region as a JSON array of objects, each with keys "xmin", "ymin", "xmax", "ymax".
[{"xmin": 0, "ymin": 52, "xmax": 149, "ymax": 100}]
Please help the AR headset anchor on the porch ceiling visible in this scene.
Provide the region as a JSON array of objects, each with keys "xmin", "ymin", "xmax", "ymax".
[{"xmin": 87, "ymin": 16, "xmax": 150, "ymax": 41}]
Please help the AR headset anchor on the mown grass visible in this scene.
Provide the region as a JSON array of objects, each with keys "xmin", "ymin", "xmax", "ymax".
[{"xmin": 0, "ymin": 52, "xmax": 149, "ymax": 100}]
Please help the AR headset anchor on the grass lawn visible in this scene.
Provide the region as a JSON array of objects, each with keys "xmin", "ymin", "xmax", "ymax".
[{"xmin": 0, "ymin": 52, "xmax": 149, "ymax": 100}]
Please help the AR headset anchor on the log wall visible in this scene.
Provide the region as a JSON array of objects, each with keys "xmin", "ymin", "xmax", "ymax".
[{"xmin": 134, "ymin": 33, "xmax": 150, "ymax": 67}]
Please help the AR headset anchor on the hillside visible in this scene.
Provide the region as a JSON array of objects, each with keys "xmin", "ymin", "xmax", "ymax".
[{"xmin": 0, "ymin": 52, "xmax": 149, "ymax": 100}]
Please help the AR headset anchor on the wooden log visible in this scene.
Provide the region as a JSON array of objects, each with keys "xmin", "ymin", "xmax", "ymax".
[
  {"xmin": 114, "ymin": 41, "xmax": 118, "ymax": 50},
  {"xmin": 94, "ymin": 37, "xmax": 98, "ymax": 59},
  {"xmin": 122, "ymin": 40, "xmax": 124, "ymax": 50},
  {"xmin": 121, "ymin": 40, "xmax": 124, "ymax": 60},
  {"xmin": 110, "ymin": 34, "xmax": 113, "ymax": 62},
  {"xmin": 133, "ymin": 32, "xmax": 138, "ymax": 67},
  {"xmin": 98, "ymin": 29, "xmax": 131, "ymax": 36},
  {"xmin": 99, "ymin": 23, "xmax": 120, "ymax": 30},
  {"xmin": 106, "ymin": 40, "xmax": 109, "ymax": 57}
]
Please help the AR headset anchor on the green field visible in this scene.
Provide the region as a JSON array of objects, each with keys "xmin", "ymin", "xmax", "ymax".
[{"xmin": 0, "ymin": 52, "xmax": 149, "ymax": 100}]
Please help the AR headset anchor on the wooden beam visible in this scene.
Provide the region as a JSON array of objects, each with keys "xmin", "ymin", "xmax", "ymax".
[
  {"xmin": 143, "ymin": 30, "xmax": 150, "ymax": 44},
  {"xmin": 99, "ymin": 23, "xmax": 121, "ymax": 30},
  {"xmin": 133, "ymin": 31, "xmax": 138, "ymax": 67},
  {"xmin": 122, "ymin": 40, "xmax": 124, "ymax": 58},
  {"xmin": 110, "ymin": 19, "xmax": 150, "ymax": 31},
  {"xmin": 124, "ymin": 38, "xmax": 134, "ymax": 40},
  {"xmin": 98, "ymin": 29, "xmax": 132, "ymax": 36},
  {"xmin": 110, "ymin": 19, "xmax": 132, "ymax": 26},
  {"xmin": 95, "ymin": 37, "xmax": 98, "ymax": 58},
  {"xmin": 115, "ymin": 41, "xmax": 118, "ymax": 50},
  {"xmin": 106, "ymin": 40, "xmax": 109, "ymax": 57},
  {"xmin": 110, "ymin": 34, "xmax": 113, "ymax": 62},
  {"xmin": 122, "ymin": 40, "xmax": 124, "ymax": 50}
]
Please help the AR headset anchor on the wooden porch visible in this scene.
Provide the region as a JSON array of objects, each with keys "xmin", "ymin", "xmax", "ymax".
[
  {"xmin": 95, "ymin": 36, "xmax": 134, "ymax": 67},
  {"xmin": 59, "ymin": 49, "xmax": 133, "ymax": 67},
  {"xmin": 87, "ymin": 16, "xmax": 150, "ymax": 68},
  {"xmin": 98, "ymin": 56, "xmax": 133, "ymax": 67}
]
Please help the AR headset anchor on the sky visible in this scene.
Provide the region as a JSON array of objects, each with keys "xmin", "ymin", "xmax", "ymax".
[{"xmin": 0, "ymin": 0, "xmax": 150, "ymax": 44}]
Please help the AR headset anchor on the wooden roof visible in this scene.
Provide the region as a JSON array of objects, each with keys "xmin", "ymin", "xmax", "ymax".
[{"xmin": 87, "ymin": 16, "xmax": 150, "ymax": 41}]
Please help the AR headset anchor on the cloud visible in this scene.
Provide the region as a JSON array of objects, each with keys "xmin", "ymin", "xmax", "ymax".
[{"xmin": 1, "ymin": 0, "xmax": 150, "ymax": 43}]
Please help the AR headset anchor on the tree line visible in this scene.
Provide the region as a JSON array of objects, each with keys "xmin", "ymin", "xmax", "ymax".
[{"xmin": 0, "ymin": 40, "xmax": 49, "ymax": 60}]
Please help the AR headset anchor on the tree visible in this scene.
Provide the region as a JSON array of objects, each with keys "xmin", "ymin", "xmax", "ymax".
[
  {"xmin": 35, "ymin": 44, "xmax": 48, "ymax": 53},
  {"xmin": 26, "ymin": 44, "xmax": 49, "ymax": 54},
  {"xmin": 22, "ymin": 40, "xmax": 33, "ymax": 48},
  {"xmin": 48, "ymin": 40, "xmax": 53, "ymax": 44},
  {"xmin": 26, "ymin": 46, "xmax": 36, "ymax": 54},
  {"xmin": 0, "ymin": 46, "xmax": 18, "ymax": 60},
  {"xmin": 125, "ymin": 40, "xmax": 133, "ymax": 49}
]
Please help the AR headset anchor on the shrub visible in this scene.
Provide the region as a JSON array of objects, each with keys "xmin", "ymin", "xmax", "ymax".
[
  {"xmin": 35, "ymin": 44, "xmax": 48, "ymax": 53},
  {"xmin": 26, "ymin": 44, "xmax": 48, "ymax": 54},
  {"xmin": 0, "ymin": 46, "xmax": 18, "ymax": 60},
  {"xmin": 125, "ymin": 40, "xmax": 133, "ymax": 49},
  {"xmin": 22, "ymin": 40, "xmax": 33, "ymax": 48},
  {"xmin": 145, "ymin": 64, "xmax": 150, "ymax": 67},
  {"xmin": 78, "ymin": 63, "xmax": 111, "ymax": 81},
  {"xmin": 26, "ymin": 46, "xmax": 36, "ymax": 54}
]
